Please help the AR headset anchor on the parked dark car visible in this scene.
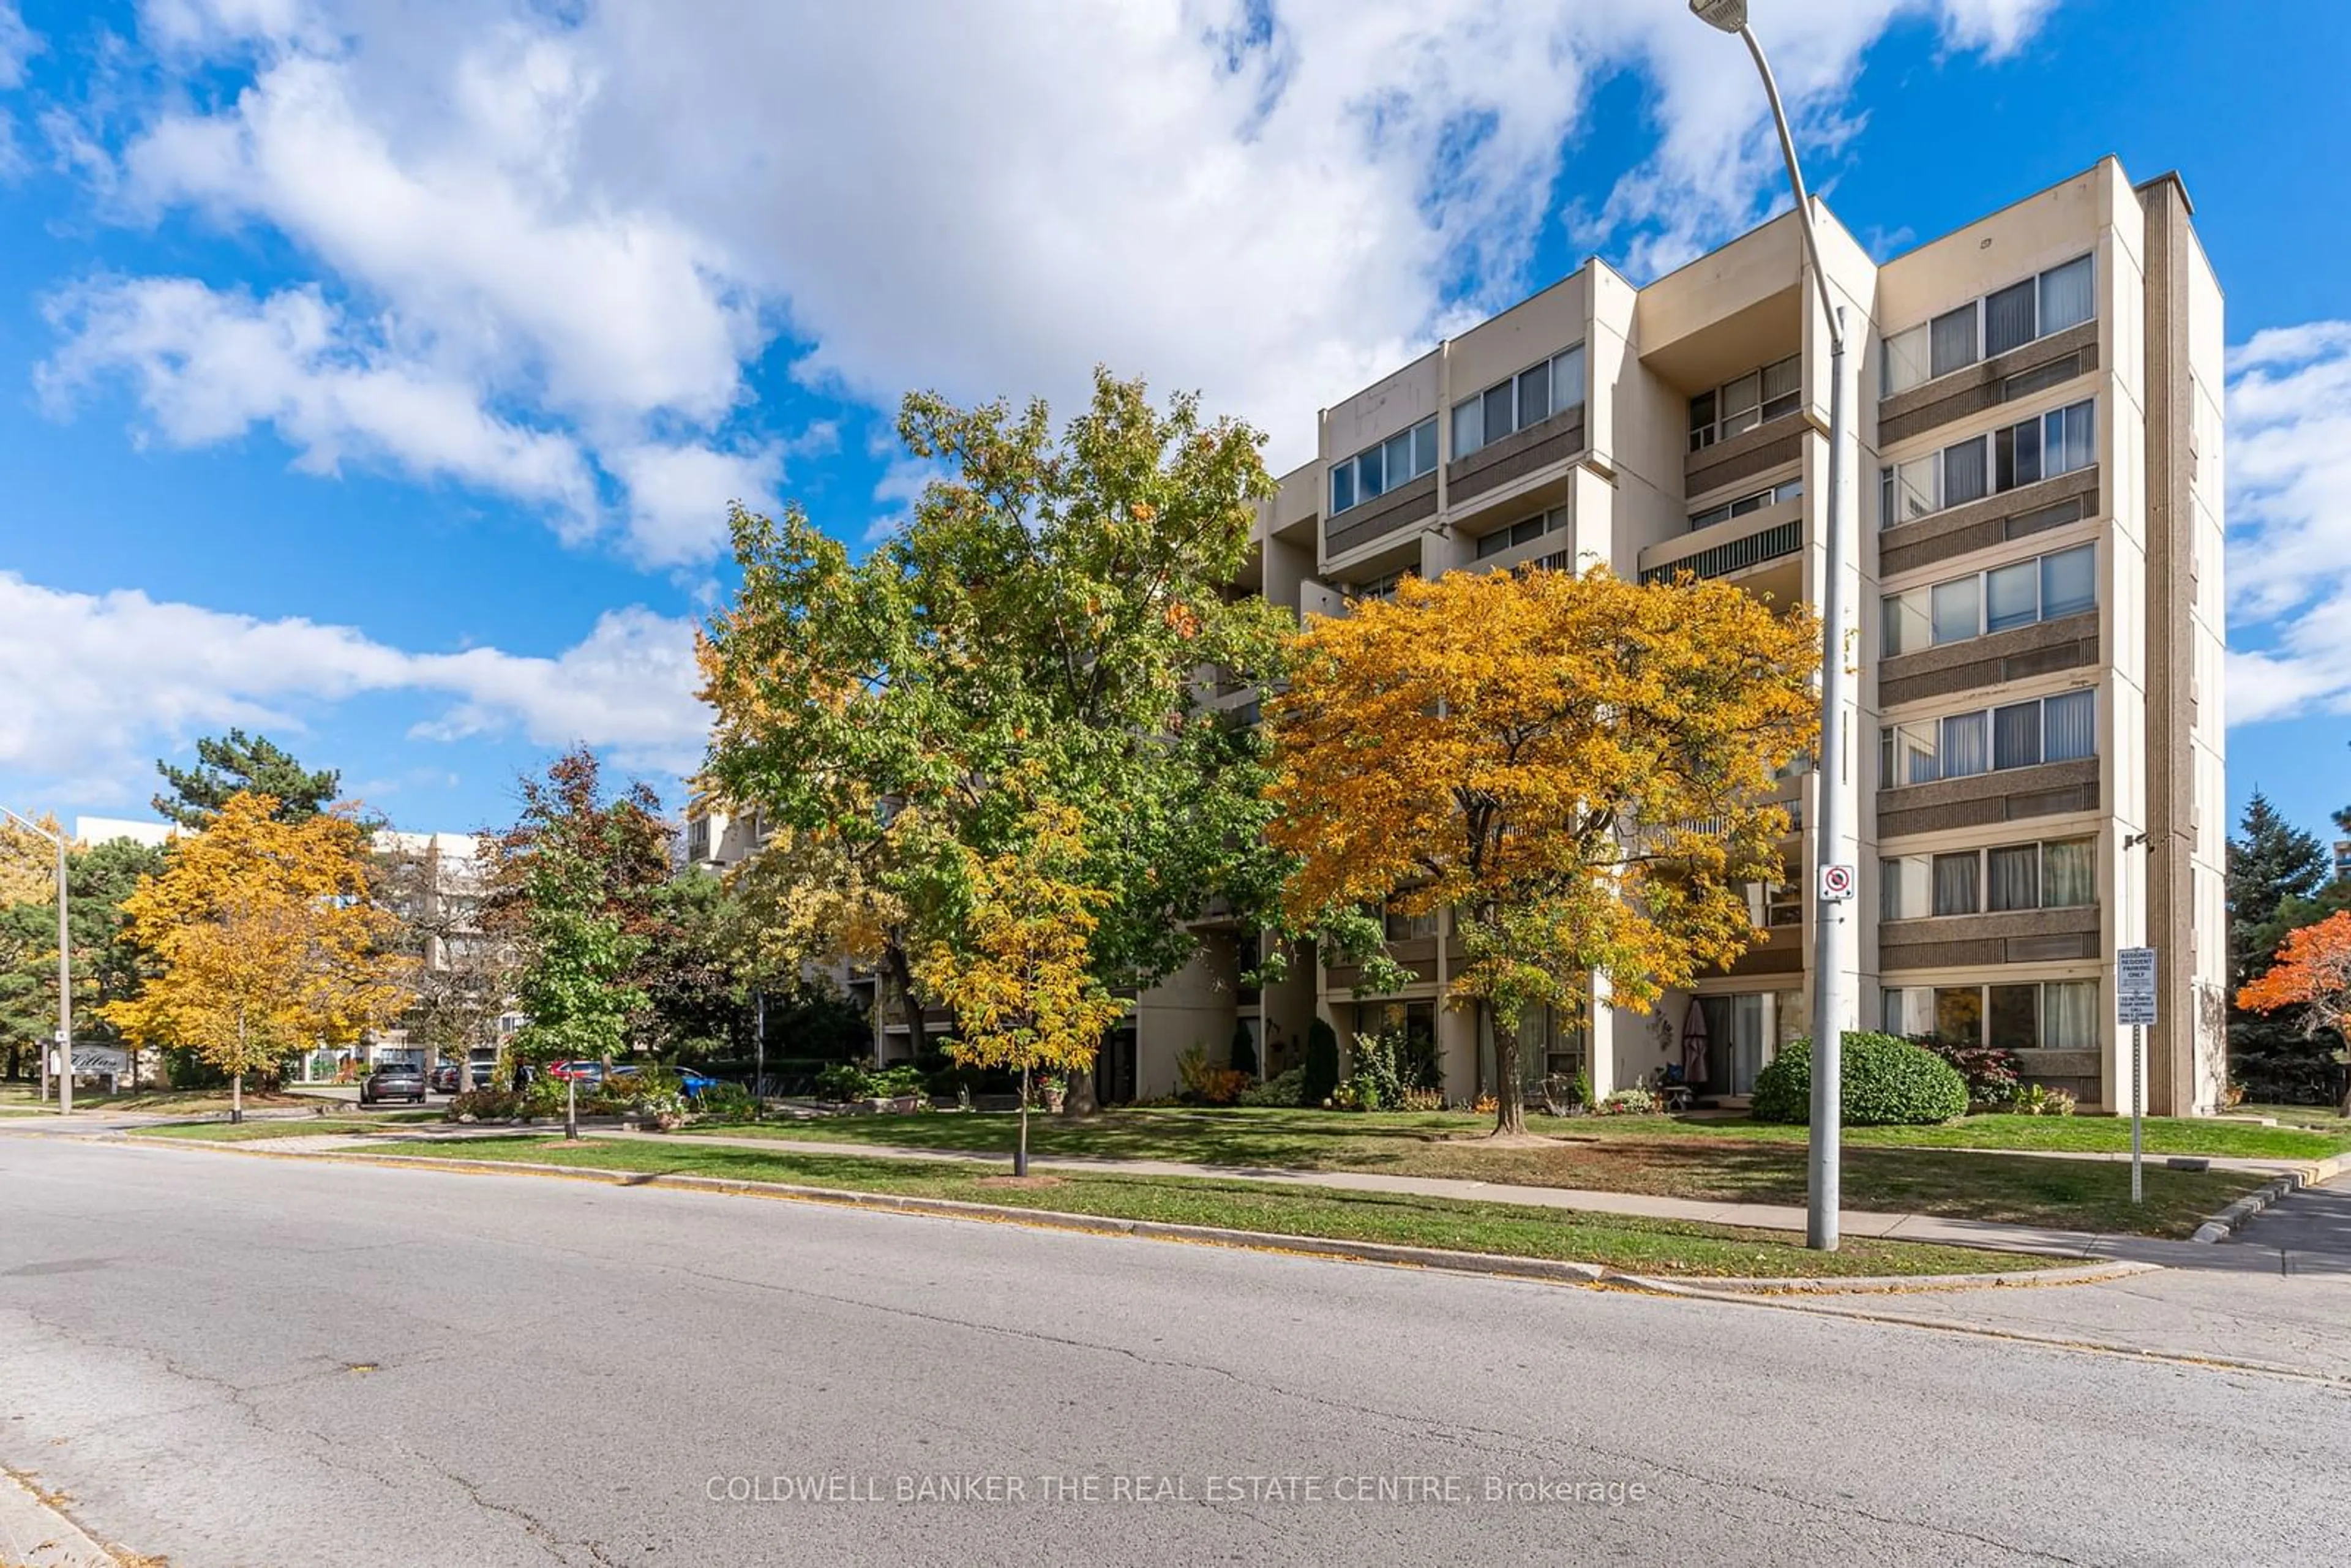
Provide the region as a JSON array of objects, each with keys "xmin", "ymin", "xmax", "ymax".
[
  {"xmin": 360, "ymin": 1063, "xmax": 426, "ymax": 1106},
  {"xmin": 470, "ymin": 1060, "xmax": 498, "ymax": 1089}
]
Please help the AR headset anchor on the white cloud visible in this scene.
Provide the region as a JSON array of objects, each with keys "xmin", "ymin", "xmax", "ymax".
[
  {"xmin": 0, "ymin": 572, "xmax": 708, "ymax": 805},
  {"xmin": 40, "ymin": 276, "xmax": 601, "ymax": 520},
  {"xmin": 601, "ymin": 442, "xmax": 781, "ymax": 568},
  {"xmin": 2225, "ymin": 319, "xmax": 2351, "ymax": 724},
  {"xmin": 43, "ymin": 0, "xmax": 2057, "ymax": 543}
]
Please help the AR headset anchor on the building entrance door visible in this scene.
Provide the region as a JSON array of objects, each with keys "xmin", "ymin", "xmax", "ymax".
[{"xmin": 1698, "ymin": 994, "xmax": 1769, "ymax": 1096}]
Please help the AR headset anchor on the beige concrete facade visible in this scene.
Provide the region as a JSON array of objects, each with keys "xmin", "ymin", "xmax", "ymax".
[{"xmin": 1226, "ymin": 156, "xmax": 2227, "ymax": 1116}]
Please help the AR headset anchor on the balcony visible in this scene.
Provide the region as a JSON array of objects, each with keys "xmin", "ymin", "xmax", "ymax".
[{"xmin": 1640, "ymin": 509, "xmax": 1802, "ymax": 585}]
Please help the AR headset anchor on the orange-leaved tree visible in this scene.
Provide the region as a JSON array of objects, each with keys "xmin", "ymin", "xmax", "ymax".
[
  {"xmin": 106, "ymin": 792, "xmax": 411, "ymax": 1120},
  {"xmin": 913, "ymin": 789, "xmax": 1128, "ymax": 1176},
  {"xmin": 2237, "ymin": 910, "xmax": 2351, "ymax": 1117},
  {"xmin": 1269, "ymin": 565, "xmax": 1820, "ymax": 1135}
]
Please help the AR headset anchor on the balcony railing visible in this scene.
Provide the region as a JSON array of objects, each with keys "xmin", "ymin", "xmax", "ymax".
[{"xmin": 1640, "ymin": 519, "xmax": 1801, "ymax": 585}]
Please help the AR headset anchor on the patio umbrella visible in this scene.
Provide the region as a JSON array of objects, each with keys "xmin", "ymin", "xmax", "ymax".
[{"xmin": 1680, "ymin": 1001, "xmax": 1710, "ymax": 1086}]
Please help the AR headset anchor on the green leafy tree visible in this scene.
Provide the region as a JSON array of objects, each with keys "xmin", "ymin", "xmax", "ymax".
[
  {"xmin": 700, "ymin": 368, "xmax": 1292, "ymax": 1111},
  {"xmin": 0, "ymin": 837, "xmax": 170, "ymax": 1084},
  {"xmin": 154, "ymin": 730, "xmax": 344, "ymax": 830},
  {"xmin": 2227, "ymin": 790, "xmax": 2342, "ymax": 1102},
  {"xmin": 640, "ymin": 869, "xmax": 755, "ymax": 1059},
  {"xmin": 482, "ymin": 749, "xmax": 670, "ymax": 1072}
]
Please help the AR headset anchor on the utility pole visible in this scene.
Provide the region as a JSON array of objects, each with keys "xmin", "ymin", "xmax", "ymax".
[
  {"xmin": 2, "ymin": 807, "xmax": 72, "ymax": 1116},
  {"xmin": 1690, "ymin": 0, "xmax": 1853, "ymax": 1249}
]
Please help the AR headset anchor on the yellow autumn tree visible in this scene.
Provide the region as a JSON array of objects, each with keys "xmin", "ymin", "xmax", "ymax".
[
  {"xmin": 1269, "ymin": 565, "xmax": 1821, "ymax": 1135},
  {"xmin": 0, "ymin": 811, "xmax": 64, "ymax": 908},
  {"xmin": 915, "ymin": 791, "xmax": 1128, "ymax": 1176},
  {"xmin": 106, "ymin": 792, "xmax": 412, "ymax": 1120}
]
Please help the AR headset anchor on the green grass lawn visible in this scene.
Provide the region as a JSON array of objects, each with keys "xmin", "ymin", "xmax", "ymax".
[
  {"xmin": 388, "ymin": 1136, "xmax": 2044, "ymax": 1280},
  {"xmin": 0, "ymin": 1083, "xmax": 332, "ymax": 1116},
  {"xmin": 132, "ymin": 1119, "xmax": 389, "ymax": 1142},
  {"xmin": 710, "ymin": 1103, "xmax": 2351, "ymax": 1162},
  {"xmin": 681, "ymin": 1106, "xmax": 2262, "ymax": 1237},
  {"xmin": 2232, "ymin": 1102, "xmax": 2351, "ymax": 1132}
]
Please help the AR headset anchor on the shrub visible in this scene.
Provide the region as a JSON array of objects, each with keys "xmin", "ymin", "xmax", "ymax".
[
  {"xmin": 445, "ymin": 1088, "xmax": 521, "ymax": 1122},
  {"xmin": 1916, "ymin": 1038, "xmax": 2022, "ymax": 1108},
  {"xmin": 696, "ymin": 1081, "xmax": 758, "ymax": 1121},
  {"xmin": 1751, "ymin": 1033, "xmax": 1969, "ymax": 1127},
  {"xmin": 815, "ymin": 1062, "xmax": 872, "ymax": 1101},
  {"xmin": 1598, "ymin": 1083, "xmax": 1657, "ymax": 1116},
  {"xmin": 1396, "ymin": 1029, "xmax": 1442, "ymax": 1093},
  {"xmin": 1229, "ymin": 1021, "xmax": 1258, "ymax": 1081},
  {"xmin": 1302, "ymin": 1018, "xmax": 1342, "ymax": 1108},
  {"xmin": 1337, "ymin": 1031, "xmax": 1403, "ymax": 1112},
  {"xmin": 2012, "ymin": 1082, "xmax": 2078, "ymax": 1116},
  {"xmin": 1237, "ymin": 1067, "xmax": 1305, "ymax": 1107},
  {"xmin": 869, "ymin": 1065, "xmax": 926, "ymax": 1098},
  {"xmin": 1397, "ymin": 1086, "xmax": 1445, "ymax": 1112}
]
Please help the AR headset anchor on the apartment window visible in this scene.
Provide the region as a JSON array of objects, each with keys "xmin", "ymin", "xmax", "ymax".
[
  {"xmin": 1985, "ymin": 844, "xmax": 2040, "ymax": 912},
  {"xmin": 1932, "ymin": 852, "xmax": 1981, "ymax": 917},
  {"xmin": 1933, "ymin": 986, "xmax": 1983, "ymax": 1045},
  {"xmin": 1330, "ymin": 416, "xmax": 1438, "ymax": 515},
  {"xmin": 1903, "ymin": 980, "xmax": 2099, "ymax": 1048},
  {"xmin": 1882, "ymin": 255, "xmax": 2096, "ymax": 396},
  {"xmin": 1989, "ymin": 983, "xmax": 2040, "ymax": 1051},
  {"xmin": 1453, "ymin": 345, "xmax": 1586, "ymax": 459},
  {"xmin": 1689, "ymin": 476, "xmax": 1803, "ymax": 531},
  {"xmin": 1882, "ymin": 544, "xmax": 2096, "ymax": 656},
  {"xmin": 1384, "ymin": 902, "xmax": 1441, "ymax": 941},
  {"xmin": 1473, "ymin": 506, "xmax": 1569, "ymax": 560},
  {"xmin": 1689, "ymin": 354, "xmax": 1799, "ymax": 451},
  {"xmin": 1878, "ymin": 400, "xmax": 2096, "ymax": 528},
  {"xmin": 1352, "ymin": 570, "xmax": 1409, "ymax": 603},
  {"xmin": 1746, "ymin": 879, "xmax": 1801, "ymax": 929},
  {"xmin": 1885, "ymin": 837, "xmax": 2094, "ymax": 921},
  {"xmin": 1880, "ymin": 690, "xmax": 2096, "ymax": 788}
]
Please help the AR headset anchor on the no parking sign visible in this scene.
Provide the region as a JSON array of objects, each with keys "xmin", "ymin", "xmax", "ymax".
[{"xmin": 1818, "ymin": 863, "xmax": 1856, "ymax": 902}]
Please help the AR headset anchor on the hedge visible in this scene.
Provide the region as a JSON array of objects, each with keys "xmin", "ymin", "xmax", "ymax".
[{"xmin": 1750, "ymin": 1032, "xmax": 1968, "ymax": 1127}]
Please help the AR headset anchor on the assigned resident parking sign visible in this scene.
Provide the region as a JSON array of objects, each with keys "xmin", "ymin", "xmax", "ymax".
[{"xmin": 2117, "ymin": 947, "xmax": 2158, "ymax": 1026}]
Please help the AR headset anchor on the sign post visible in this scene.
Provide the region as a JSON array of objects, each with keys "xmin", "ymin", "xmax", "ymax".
[{"xmin": 2116, "ymin": 947, "xmax": 2158, "ymax": 1204}]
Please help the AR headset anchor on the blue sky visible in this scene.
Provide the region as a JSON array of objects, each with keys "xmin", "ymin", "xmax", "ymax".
[{"xmin": 2, "ymin": 0, "xmax": 2348, "ymax": 849}]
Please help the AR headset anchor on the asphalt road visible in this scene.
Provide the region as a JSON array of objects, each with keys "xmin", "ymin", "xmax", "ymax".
[{"xmin": 1, "ymin": 1139, "xmax": 2345, "ymax": 1567}]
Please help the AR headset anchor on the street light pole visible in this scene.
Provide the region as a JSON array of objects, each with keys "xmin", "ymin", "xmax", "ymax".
[
  {"xmin": 2, "ymin": 807, "xmax": 73, "ymax": 1117},
  {"xmin": 1689, "ymin": 1, "xmax": 1851, "ymax": 1250}
]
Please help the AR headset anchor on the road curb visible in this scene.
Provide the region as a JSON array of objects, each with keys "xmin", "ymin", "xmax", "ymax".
[
  {"xmin": 2191, "ymin": 1169, "xmax": 2312, "ymax": 1244},
  {"xmin": 157, "ymin": 1140, "xmax": 2139, "ymax": 1297},
  {"xmin": 0, "ymin": 1465, "xmax": 135, "ymax": 1567}
]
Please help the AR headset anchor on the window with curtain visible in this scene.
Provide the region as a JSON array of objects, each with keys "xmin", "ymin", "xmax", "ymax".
[
  {"xmin": 1989, "ymin": 985, "xmax": 2040, "ymax": 1051},
  {"xmin": 1930, "ymin": 304, "xmax": 1979, "ymax": 378},
  {"xmin": 1941, "ymin": 436, "xmax": 1989, "ymax": 507},
  {"xmin": 2043, "ymin": 838, "xmax": 2095, "ymax": 907},
  {"xmin": 1932, "ymin": 852, "xmax": 1981, "ymax": 917},
  {"xmin": 1987, "ymin": 845, "xmax": 2041, "ymax": 912},
  {"xmin": 1884, "ymin": 456, "xmax": 1936, "ymax": 527},
  {"xmin": 1985, "ymin": 560, "xmax": 2040, "ymax": 632},
  {"xmin": 1993, "ymin": 700, "xmax": 2043, "ymax": 770},
  {"xmin": 1760, "ymin": 354, "xmax": 1801, "ymax": 421},
  {"xmin": 1883, "ymin": 325, "xmax": 1930, "ymax": 396},
  {"xmin": 1931, "ymin": 578, "xmax": 1981, "ymax": 645},
  {"xmin": 1883, "ymin": 588, "xmax": 1933, "ymax": 656},
  {"xmin": 2042, "ymin": 689, "xmax": 2096, "ymax": 761},
  {"xmin": 1985, "ymin": 278, "xmax": 2038, "ymax": 357},
  {"xmin": 2043, "ymin": 980, "xmax": 2098, "ymax": 1048},
  {"xmin": 1451, "ymin": 399, "xmax": 1482, "ymax": 458},
  {"xmin": 1483, "ymin": 383, "xmax": 1513, "ymax": 448},
  {"xmin": 1551, "ymin": 344, "xmax": 1587, "ymax": 415},
  {"xmin": 2041, "ymin": 545, "xmax": 2095, "ymax": 618},
  {"xmin": 1941, "ymin": 711, "xmax": 1990, "ymax": 778},
  {"xmin": 1881, "ymin": 988, "xmax": 1908, "ymax": 1035},
  {"xmin": 1517, "ymin": 362, "xmax": 1551, "ymax": 427},
  {"xmin": 2038, "ymin": 256, "xmax": 2094, "ymax": 336}
]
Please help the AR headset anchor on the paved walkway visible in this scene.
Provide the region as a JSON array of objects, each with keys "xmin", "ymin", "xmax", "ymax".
[{"xmin": 2222, "ymin": 1171, "xmax": 2351, "ymax": 1276}]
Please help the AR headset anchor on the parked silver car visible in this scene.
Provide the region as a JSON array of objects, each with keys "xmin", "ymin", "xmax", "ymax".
[{"xmin": 359, "ymin": 1063, "xmax": 426, "ymax": 1106}]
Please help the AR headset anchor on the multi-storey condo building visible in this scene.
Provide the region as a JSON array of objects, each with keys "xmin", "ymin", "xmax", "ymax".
[
  {"xmin": 685, "ymin": 157, "xmax": 2228, "ymax": 1116},
  {"xmin": 1177, "ymin": 156, "xmax": 2227, "ymax": 1117}
]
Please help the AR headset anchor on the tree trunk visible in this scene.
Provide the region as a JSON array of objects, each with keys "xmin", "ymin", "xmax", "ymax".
[
  {"xmin": 1016, "ymin": 1065, "xmax": 1031, "ymax": 1178},
  {"xmin": 1062, "ymin": 1063, "xmax": 1098, "ymax": 1118},
  {"xmin": 886, "ymin": 944, "xmax": 921, "ymax": 1065},
  {"xmin": 1491, "ymin": 1006, "xmax": 1525, "ymax": 1136},
  {"xmin": 231, "ymin": 1071, "xmax": 244, "ymax": 1125}
]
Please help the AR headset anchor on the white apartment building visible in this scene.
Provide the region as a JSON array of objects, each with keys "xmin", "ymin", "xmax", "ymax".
[{"xmin": 1193, "ymin": 156, "xmax": 2227, "ymax": 1116}]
